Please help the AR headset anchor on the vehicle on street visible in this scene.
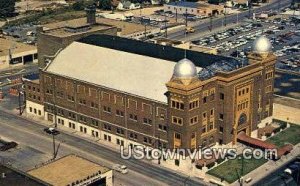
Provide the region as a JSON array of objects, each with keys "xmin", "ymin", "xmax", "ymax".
[
  {"xmin": 0, "ymin": 140, "xmax": 18, "ymax": 151},
  {"xmin": 44, "ymin": 127, "xmax": 60, "ymax": 135},
  {"xmin": 185, "ymin": 27, "xmax": 195, "ymax": 34},
  {"xmin": 113, "ymin": 164, "xmax": 128, "ymax": 174}
]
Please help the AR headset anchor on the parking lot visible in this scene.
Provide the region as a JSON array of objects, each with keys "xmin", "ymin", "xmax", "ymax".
[
  {"xmin": 1, "ymin": 23, "xmax": 37, "ymax": 45},
  {"xmin": 190, "ymin": 13, "xmax": 300, "ymax": 72}
]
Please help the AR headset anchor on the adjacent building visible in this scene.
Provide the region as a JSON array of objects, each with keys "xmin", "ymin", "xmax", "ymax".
[
  {"xmin": 37, "ymin": 6, "xmax": 118, "ymax": 68},
  {"xmin": 164, "ymin": 1, "xmax": 224, "ymax": 17},
  {"xmin": 24, "ymin": 34, "xmax": 276, "ymax": 171},
  {"xmin": 27, "ymin": 155, "xmax": 113, "ymax": 186},
  {"xmin": 0, "ymin": 38, "xmax": 37, "ymax": 70}
]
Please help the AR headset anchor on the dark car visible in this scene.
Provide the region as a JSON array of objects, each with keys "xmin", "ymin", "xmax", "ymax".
[
  {"xmin": 0, "ymin": 142, "xmax": 18, "ymax": 151},
  {"xmin": 44, "ymin": 127, "xmax": 60, "ymax": 135}
]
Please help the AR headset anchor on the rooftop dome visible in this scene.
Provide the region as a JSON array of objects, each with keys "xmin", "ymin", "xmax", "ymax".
[
  {"xmin": 173, "ymin": 58, "xmax": 197, "ymax": 78},
  {"xmin": 252, "ymin": 35, "xmax": 272, "ymax": 53}
]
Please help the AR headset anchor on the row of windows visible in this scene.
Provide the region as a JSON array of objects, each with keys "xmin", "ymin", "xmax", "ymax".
[
  {"xmin": 172, "ymin": 116, "xmax": 183, "ymax": 125},
  {"xmin": 28, "ymin": 94, "xmax": 41, "ymax": 101},
  {"xmin": 238, "ymin": 88, "xmax": 250, "ymax": 96},
  {"xmin": 171, "ymin": 100, "xmax": 184, "ymax": 110},
  {"xmin": 189, "ymin": 99, "xmax": 199, "ymax": 110},
  {"xmin": 237, "ymin": 101, "xmax": 249, "ymax": 111},
  {"xmin": 27, "ymin": 85, "xmax": 40, "ymax": 92},
  {"xmin": 29, "ymin": 107, "xmax": 42, "ymax": 115}
]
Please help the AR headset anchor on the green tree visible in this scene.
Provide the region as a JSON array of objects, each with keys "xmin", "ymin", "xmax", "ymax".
[
  {"xmin": 0, "ymin": 0, "xmax": 16, "ymax": 18},
  {"xmin": 97, "ymin": 0, "xmax": 112, "ymax": 10},
  {"xmin": 72, "ymin": 0, "xmax": 95, "ymax": 11}
]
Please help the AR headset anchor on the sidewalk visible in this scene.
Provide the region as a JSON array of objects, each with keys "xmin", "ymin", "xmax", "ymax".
[
  {"xmin": 231, "ymin": 144, "xmax": 300, "ymax": 186},
  {"xmin": 0, "ymin": 106, "xmax": 205, "ymax": 184}
]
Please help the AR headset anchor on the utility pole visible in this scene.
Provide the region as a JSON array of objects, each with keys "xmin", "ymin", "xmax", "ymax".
[
  {"xmin": 224, "ymin": 5, "xmax": 227, "ymax": 27},
  {"xmin": 18, "ymin": 90, "xmax": 22, "ymax": 115},
  {"xmin": 248, "ymin": 0, "xmax": 252, "ymax": 19},
  {"xmin": 209, "ymin": 15, "xmax": 213, "ymax": 32},
  {"xmin": 144, "ymin": 23, "xmax": 147, "ymax": 40},
  {"xmin": 164, "ymin": 13, "xmax": 167, "ymax": 38},
  {"xmin": 175, "ymin": 8, "xmax": 178, "ymax": 23},
  {"xmin": 185, "ymin": 9, "xmax": 188, "ymax": 27},
  {"xmin": 52, "ymin": 134, "xmax": 56, "ymax": 159},
  {"xmin": 158, "ymin": 135, "xmax": 162, "ymax": 165}
]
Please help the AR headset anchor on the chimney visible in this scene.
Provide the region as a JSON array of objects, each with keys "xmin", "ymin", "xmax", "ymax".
[{"xmin": 85, "ymin": 5, "xmax": 96, "ymax": 25}]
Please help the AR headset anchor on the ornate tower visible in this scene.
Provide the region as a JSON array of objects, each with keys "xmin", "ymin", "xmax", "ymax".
[
  {"xmin": 166, "ymin": 58, "xmax": 202, "ymax": 150},
  {"xmin": 247, "ymin": 36, "xmax": 276, "ymax": 129}
]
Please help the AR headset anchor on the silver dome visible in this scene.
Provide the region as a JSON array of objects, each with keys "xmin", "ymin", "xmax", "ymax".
[
  {"xmin": 173, "ymin": 58, "xmax": 197, "ymax": 78},
  {"xmin": 252, "ymin": 35, "xmax": 272, "ymax": 53}
]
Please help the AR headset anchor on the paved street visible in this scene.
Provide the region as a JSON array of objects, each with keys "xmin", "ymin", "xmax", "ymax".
[
  {"xmin": 167, "ymin": 0, "xmax": 293, "ymax": 41},
  {"xmin": 0, "ymin": 106, "xmax": 207, "ymax": 186}
]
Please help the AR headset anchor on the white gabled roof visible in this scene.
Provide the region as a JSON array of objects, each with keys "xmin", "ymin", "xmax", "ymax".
[{"xmin": 46, "ymin": 42, "xmax": 185, "ymax": 103}]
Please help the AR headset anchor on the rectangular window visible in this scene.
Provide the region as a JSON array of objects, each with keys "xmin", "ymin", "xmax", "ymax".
[
  {"xmin": 219, "ymin": 113, "xmax": 224, "ymax": 120},
  {"xmin": 117, "ymin": 128, "xmax": 124, "ymax": 135},
  {"xmin": 220, "ymin": 93, "xmax": 224, "ymax": 100},
  {"xmin": 189, "ymin": 99, "xmax": 199, "ymax": 110},
  {"xmin": 158, "ymin": 124, "xmax": 167, "ymax": 131},
  {"xmin": 203, "ymin": 97, "xmax": 207, "ymax": 103},
  {"xmin": 90, "ymin": 102, "xmax": 98, "ymax": 109},
  {"xmin": 171, "ymin": 100, "xmax": 184, "ymax": 110},
  {"xmin": 202, "ymin": 126, "xmax": 206, "ymax": 133},
  {"xmin": 116, "ymin": 110, "xmax": 124, "ymax": 117},
  {"xmin": 104, "ymin": 124, "xmax": 111, "ymax": 131},
  {"xmin": 103, "ymin": 106, "xmax": 111, "ymax": 113},
  {"xmin": 190, "ymin": 116, "xmax": 198, "ymax": 125},
  {"xmin": 175, "ymin": 132, "xmax": 181, "ymax": 140},
  {"xmin": 129, "ymin": 114, "xmax": 138, "ymax": 121},
  {"xmin": 172, "ymin": 116, "xmax": 183, "ymax": 125},
  {"xmin": 143, "ymin": 118, "xmax": 152, "ymax": 125}
]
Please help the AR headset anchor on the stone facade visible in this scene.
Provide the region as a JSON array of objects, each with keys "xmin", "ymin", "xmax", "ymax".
[{"xmin": 25, "ymin": 50, "xmax": 276, "ymax": 154}]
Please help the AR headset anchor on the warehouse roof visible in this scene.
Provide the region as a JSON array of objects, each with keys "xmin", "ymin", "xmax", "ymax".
[
  {"xmin": 77, "ymin": 34, "xmax": 239, "ymax": 68},
  {"xmin": 0, "ymin": 38, "xmax": 37, "ymax": 57},
  {"xmin": 46, "ymin": 41, "xmax": 202, "ymax": 103},
  {"xmin": 27, "ymin": 155, "xmax": 109, "ymax": 186}
]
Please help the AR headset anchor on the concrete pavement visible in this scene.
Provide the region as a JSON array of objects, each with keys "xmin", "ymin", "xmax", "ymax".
[
  {"xmin": 167, "ymin": 0, "xmax": 293, "ymax": 41},
  {"xmin": 0, "ymin": 100, "xmax": 208, "ymax": 186},
  {"xmin": 232, "ymin": 144, "xmax": 300, "ymax": 186}
]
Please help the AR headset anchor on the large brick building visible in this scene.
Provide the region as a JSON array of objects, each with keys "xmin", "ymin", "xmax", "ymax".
[{"xmin": 24, "ymin": 34, "xmax": 276, "ymax": 170}]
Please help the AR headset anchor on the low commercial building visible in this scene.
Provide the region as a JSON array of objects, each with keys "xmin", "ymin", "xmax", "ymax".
[
  {"xmin": 37, "ymin": 6, "xmax": 118, "ymax": 68},
  {"xmin": 27, "ymin": 155, "xmax": 113, "ymax": 186},
  {"xmin": 0, "ymin": 38, "xmax": 37, "ymax": 70},
  {"xmin": 164, "ymin": 1, "xmax": 224, "ymax": 16}
]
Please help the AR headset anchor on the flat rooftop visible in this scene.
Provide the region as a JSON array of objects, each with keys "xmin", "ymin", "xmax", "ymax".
[
  {"xmin": 0, "ymin": 164, "xmax": 47, "ymax": 186},
  {"xmin": 41, "ymin": 20, "xmax": 115, "ymax": 37},
  {"xmin": 43, "ymin": 17, "xmax": 155, "ymax": 36},
  {"xmin": 0, "ymin": 38, "xmax": 37, "ymax": 57},
  {"xmin": 27, "ymin": 155, "xmax": 110, "ymax": 186}
]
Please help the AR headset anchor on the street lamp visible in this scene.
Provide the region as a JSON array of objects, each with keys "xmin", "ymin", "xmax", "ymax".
[{"xmin": 44, "ymin": 128, "xmax": 60, "ymax": 160}]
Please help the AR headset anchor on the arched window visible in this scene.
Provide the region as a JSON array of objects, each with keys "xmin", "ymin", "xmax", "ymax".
[{"xmin": 238, "ymin": 113, "xmax": 247, "ymax": 125}]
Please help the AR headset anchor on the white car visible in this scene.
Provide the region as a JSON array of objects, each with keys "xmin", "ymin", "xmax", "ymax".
[{"xmin": 113, "ymin": 164, "xmax": 128, "ymax": 174}]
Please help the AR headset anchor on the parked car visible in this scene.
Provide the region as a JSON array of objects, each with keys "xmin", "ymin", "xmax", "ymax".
[
  {"xmin": 0, "ymin": 141, "xmax": 18, "ymax": 151},
  {"xmin": 113, "ymin": 164, "xmax": 128, "ymax": 174},
  {"xmin": 44, "ymin": 127, "xmax": 60, "ymax": 135}
]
